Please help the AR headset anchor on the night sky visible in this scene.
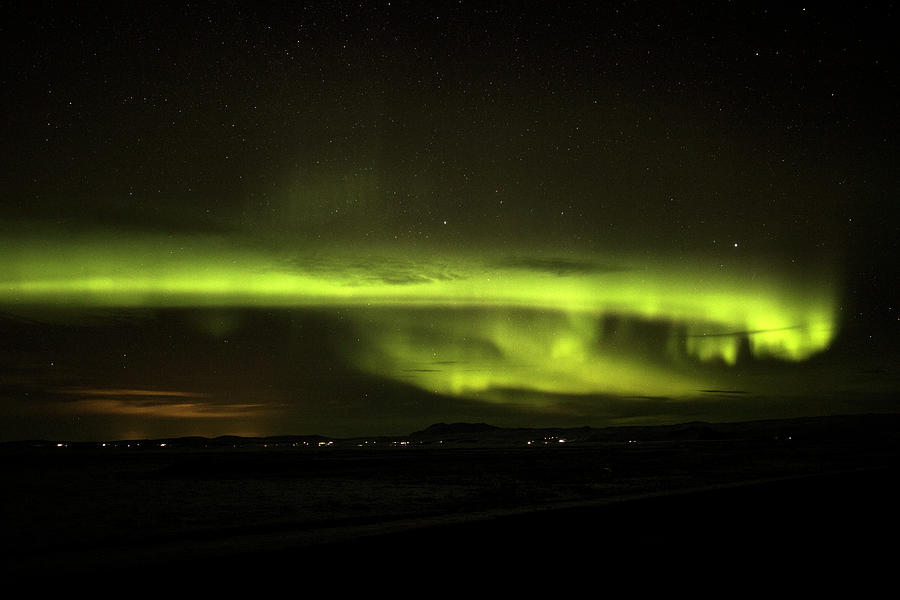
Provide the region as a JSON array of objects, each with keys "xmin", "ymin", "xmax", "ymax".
[{"xmin": 1, "ymin": 2, "xmax": 898, "ymax": 441}]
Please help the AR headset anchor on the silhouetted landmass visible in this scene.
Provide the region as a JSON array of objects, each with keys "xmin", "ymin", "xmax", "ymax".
[
  {"xmin": 3, "ymin": 412, "xmax": 898, "ymax": 583},
  {"xmin": 410, "ymin": 421, "xmax": 500, "ymax": 438},
  {"xmin": 4, "ymin": 412, "xmax": 899, "ymax": 449}
]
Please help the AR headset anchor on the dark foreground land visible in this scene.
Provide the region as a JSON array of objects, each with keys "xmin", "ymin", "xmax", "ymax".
[{"xmin": 3, "ymin": 414, "xmax": 899, "ymax": 585}]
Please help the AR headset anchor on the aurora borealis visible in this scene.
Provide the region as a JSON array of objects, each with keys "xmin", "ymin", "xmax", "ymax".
[{"xmin": 1, "ymin": 3, "xmax": 898, "ymax": 440}]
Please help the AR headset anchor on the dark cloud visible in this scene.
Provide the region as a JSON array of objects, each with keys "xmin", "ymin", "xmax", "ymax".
[
  {"xmin": 494, "ymin": 256, "xmax": 630, "ymax": 276},
  {"xmin": 685, "ymin": 326, "xmax": 806, "ymax": 338}
]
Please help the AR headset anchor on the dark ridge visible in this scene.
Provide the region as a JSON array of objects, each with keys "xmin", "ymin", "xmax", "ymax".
[
  {"xmin": 2, "ymin": 413, "xmax": 899, "ymax": 450},
  {"xmin": 410, "ymin": 422, "xmax": 500, "ymax": 438}
]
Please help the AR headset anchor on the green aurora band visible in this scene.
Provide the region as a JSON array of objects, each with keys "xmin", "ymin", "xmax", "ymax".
[{"xmin": 0, "ymin": 231, "xmax": 839, "ymax": 404}]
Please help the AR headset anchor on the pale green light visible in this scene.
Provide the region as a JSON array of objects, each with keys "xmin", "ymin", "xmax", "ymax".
[
  {"xmin": 347, "ymin": 308, "xmax": 709, "ymax": 402},
  {"xmin": 0, "ymin": 230, "xmax": 840, "ymax": 400}
]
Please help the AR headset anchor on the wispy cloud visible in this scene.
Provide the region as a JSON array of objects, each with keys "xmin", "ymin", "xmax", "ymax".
[
  {"xmin": 65, "ymin": 399, "xmax": 266, "ymax": 418},
  {"xmin": 61, "ymin": 388, "xmax": 210, "ymax": 398},
  {"xmin": 53, "ymin": 387, "xmax": 267, "ymax": 418}
]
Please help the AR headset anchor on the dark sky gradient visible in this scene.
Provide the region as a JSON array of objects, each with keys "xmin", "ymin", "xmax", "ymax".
[{"xmin": 1, "ymin": 2, "xmax": 898, "ymax": 441}]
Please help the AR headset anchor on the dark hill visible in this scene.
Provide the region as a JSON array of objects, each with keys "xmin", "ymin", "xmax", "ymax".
[{"xmin": 410, "ymin": 422, "xmax": 500, "ymax": 440}]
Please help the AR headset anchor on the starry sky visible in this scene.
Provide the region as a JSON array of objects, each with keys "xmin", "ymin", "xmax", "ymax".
[{"xmin": 1, "ymin": 2, "xmax": 898, "ymax": 441}]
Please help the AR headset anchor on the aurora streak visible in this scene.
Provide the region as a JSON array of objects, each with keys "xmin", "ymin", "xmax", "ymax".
[{"xmin": 0, "ymin": 230, "xmax": 839, "ymax": 404}]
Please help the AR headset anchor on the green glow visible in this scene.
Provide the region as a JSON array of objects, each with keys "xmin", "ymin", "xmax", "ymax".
[
  {"xmin": 0, "ymin": 230, "xmax": 839, "ymax": 401},
  {"xmin": 347, "ymin": 308, "xmax": 710, "ymax": 402}
]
